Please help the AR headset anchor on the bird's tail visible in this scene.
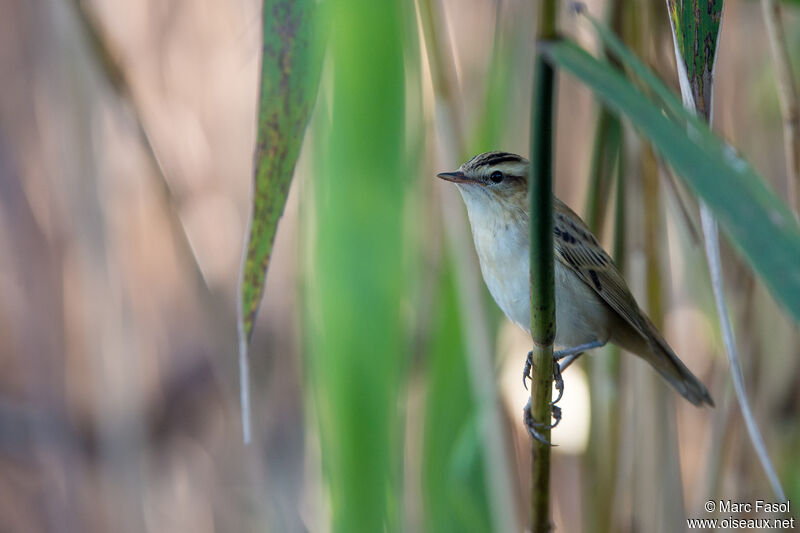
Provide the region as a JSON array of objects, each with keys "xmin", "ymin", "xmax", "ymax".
[{"xmin": 642, "ymin": 316, "xmax": 714, "ymax": 407}]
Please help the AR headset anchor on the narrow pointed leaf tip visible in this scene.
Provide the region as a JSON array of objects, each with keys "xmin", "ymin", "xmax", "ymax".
[
  {"xmin": 237, "ymin": 0, "xmax": 323, "ymax": 440},
  {"xmin": 240, "ymin": 0, "xmax": 321, "ymax": 342},
  {"xmin": 666, "ymin": 0, "xmax": 724, "ymax": 119}
]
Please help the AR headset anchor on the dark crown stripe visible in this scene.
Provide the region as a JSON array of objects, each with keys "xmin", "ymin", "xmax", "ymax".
[
  {"xmin": 472, "ymin": 152, "xmax": 523, "ymax": 169},
  {"xmin": 485, "ymin": 154, "xmax": 522, "ymax": 166}
]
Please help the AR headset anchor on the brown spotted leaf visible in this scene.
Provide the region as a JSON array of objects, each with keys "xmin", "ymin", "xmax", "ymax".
[
  {"xmin": 239, "ymin": 0, "xmax": 321, "ymax": 344},
  {"xmin": 237, "ymin": 0, "xmax": 322, "ymax": 440}
]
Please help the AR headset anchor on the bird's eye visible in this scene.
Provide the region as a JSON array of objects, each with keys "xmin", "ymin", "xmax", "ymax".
[{"xmin": 489, "ymin": 171, "xmax": 504, "ymax": 183}]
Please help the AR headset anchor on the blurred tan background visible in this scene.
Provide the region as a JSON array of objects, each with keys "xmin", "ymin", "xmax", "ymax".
[{"xmin": 0, "ymin": 0, "xmax": 797, "ymax": 532}]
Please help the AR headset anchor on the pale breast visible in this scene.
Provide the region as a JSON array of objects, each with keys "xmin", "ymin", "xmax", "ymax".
[
  {"xmin": 469, "ymin": 212, "xmax": 612, "ymax": 349},
  {"xmin": 467, "ymin": 209, "xmax": 530, "ymax": 331}
]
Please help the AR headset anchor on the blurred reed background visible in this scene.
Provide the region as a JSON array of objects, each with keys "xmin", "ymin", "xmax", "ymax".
[{"xmin": 0, "ymin": 0, "xmax": 798, "ymax": 532}]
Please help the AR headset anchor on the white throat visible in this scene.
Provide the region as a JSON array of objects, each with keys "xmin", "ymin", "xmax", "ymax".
[{"xmin": 456, "ymin": 184, "xmax": 531, "ymax": 331}]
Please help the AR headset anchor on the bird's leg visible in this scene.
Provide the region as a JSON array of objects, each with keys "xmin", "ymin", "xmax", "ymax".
[
  {"xmin": 558, "ymin": 352, "xmax": 583, "ymax": 372},
  {"xmin": 553, "ymin": 340, "xmax": 605, "ymax": 362},
  {"xmin": 521, "ymin": 340, "xmax": 606, "ymax": 443},
  {"xmin": 555, "ymin": 340, "xmax": 606, "ymax": 375},
  {"xmin": 523, "ymin": 339, "xmax": 606, "ymax": 390}
]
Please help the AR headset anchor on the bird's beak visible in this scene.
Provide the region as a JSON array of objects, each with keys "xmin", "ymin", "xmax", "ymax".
[{"xmin": 436, "ymin": 171, "xmax": 475, "ymax": 185}]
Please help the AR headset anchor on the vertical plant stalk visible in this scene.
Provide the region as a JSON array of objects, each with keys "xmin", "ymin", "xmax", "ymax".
[
  {"xmin": 417, "ymin": 1, "xmax": 520, "ymax": 530},
  {"xmin": 308, "ymin": 0, "xmax": 410, "ymax": 529},
  {"xmin": 583, "ymin": 7, "xmax": 624, "ymax": 531},
  {"xmin": 584, "ymin": 110, "xmax": 620, "ymax": 231},
  {"xmin": 583, "ymin": 0, "xmax": 624, "ymax": 232},
  {"xmin": 583, "ymin": 96, "xmax": 622, "ymax": 533},
  {"xmin": 701, "ymin": 211, "xmax": 786, "ymax": 501},
  {"xmin": 529, "ymin": 1, "xmax": 557, "ymax": 531},
  {"xmin": 761, "ymin": 0, "xmax": 800, "ymax": 216},
  {"xmin": 666, "ymin": 0, "xmax": 786, "ymax": 501}
]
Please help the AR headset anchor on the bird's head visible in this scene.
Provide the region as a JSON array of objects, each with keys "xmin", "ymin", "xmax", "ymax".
[{"xmin": 436, "ymin": 151, "xmax": 529, "ymax": 219}]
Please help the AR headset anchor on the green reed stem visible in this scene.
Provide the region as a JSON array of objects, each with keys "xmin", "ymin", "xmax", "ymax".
[{"xmin": 529, "ymin": 1, "xmax": 558, "ymax": 531}]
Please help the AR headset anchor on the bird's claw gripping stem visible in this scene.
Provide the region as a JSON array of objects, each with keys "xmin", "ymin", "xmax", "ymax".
[
  {"xmin": 522, "ymin": 350, "xmax": 533, "ymax": 390},
  {"xmin": 552, "ymin": 361, "xmax": 564, "ymax": 405},
  {"xmin": 522, "ymin": 349, "xmax": 566, "ymax": 446},
  {"xmin": 523, "ymin": 397, "xmax": 561, "ymax": 447},
  {"xmin": 522, "ymin": 350, "xmax": 564, "ymax": 406}
]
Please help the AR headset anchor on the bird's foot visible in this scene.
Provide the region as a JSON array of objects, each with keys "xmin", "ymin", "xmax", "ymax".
[
  {"xmin": 552, "ymin": 360, "xmax": 564, "ymax": 405},
  {"xmin": 521, "ymin": 341, "xmax": 608, "ymax": 443},
  {"xmin": 522, "ymin": 350, "xmax": 533, "ymax": 390},
  {"xmin": 523, "ymin": 397, "xmax": 561, "ymax": 446},
  {"xmin": 522, "ymin": 350, "xmax": 564, "ymax": 406}
]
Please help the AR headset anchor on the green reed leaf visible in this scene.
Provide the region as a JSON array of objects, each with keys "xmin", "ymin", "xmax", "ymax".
[
  {"xmin": 306, "ymin": 1, "xmax": 417, "ymax": 531},
  {"xmin": 239, "ymin": 0, "xmax": 322, "ymax": 345},
  {"xmin": 542, "ymin": 40, "xmax": 800, "ymax": 321}
]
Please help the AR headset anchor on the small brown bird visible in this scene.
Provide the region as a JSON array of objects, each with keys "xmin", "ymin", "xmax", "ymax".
[{"xmin": 437, "ymin": 151, "xmax": 713, "ymax": 409}]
